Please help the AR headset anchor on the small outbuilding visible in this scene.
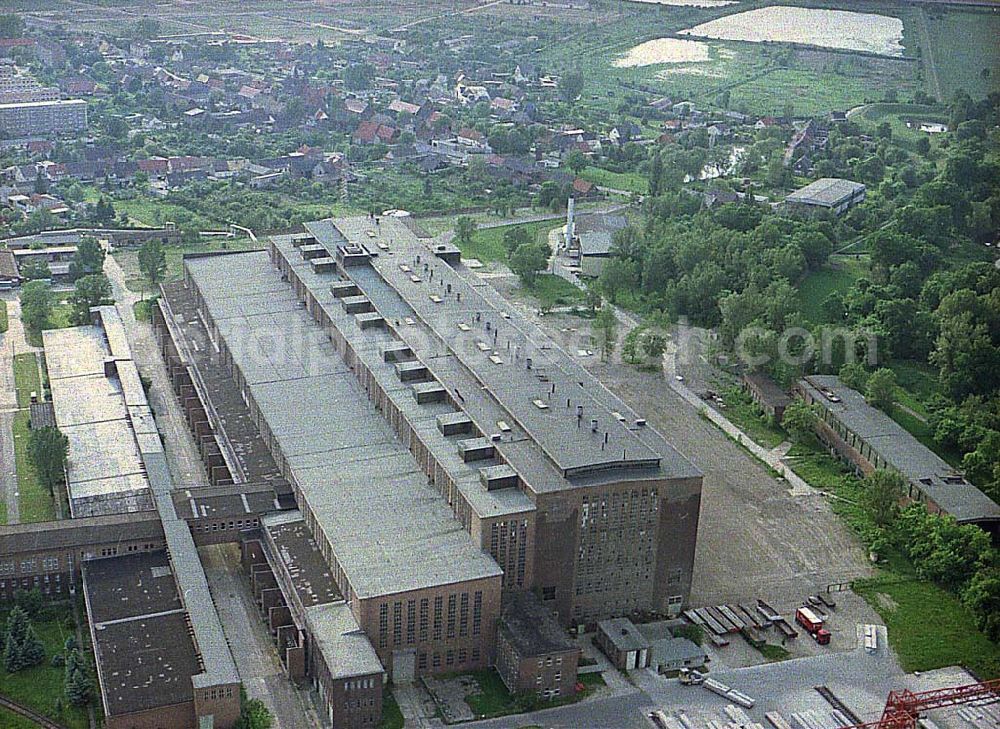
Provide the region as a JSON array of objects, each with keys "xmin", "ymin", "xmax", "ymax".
[
  {"xmin": 595, "ymin": 617, "xmax": 651, "ymax": 670},
  {"xmin": 648, "ymin": 636, "xmax": 707, "ymax": 674},
  {"xmin": 785, "ymin": 178, "xmax": 866, "ymax": 216},
  {"xmin": 742, "ymin": 372, "xmax": 792, "ymax": 424}
]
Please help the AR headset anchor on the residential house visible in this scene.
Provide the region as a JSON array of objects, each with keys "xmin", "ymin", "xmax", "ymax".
[{"xmin": 456, "ymin": 128, "xmax": 489, "ymax": 152}]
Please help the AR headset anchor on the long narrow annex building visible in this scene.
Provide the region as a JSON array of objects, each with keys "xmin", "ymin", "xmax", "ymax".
[{"xmin": 153, "ymin": 215, "xmax": 702, "ymax": 728}]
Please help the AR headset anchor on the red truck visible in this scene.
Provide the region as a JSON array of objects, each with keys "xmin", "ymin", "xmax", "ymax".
[{"xmin": 795, "ymin": 607, "xmax": 831, "ymax": 645}]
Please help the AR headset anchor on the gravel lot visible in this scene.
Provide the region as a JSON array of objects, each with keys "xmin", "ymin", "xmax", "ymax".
[{"xmin": 531, "ymin": 310, "xmax": 876, "ymax": 611}]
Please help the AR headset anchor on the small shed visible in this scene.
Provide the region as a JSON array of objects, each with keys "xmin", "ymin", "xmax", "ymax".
[
  {"xmin": 595, "ymin": 617, "xmax": 651, "ymax": 670},
  {"xmin": 742, "ymin": 372, "xmax": 791, "ymax": 424}
]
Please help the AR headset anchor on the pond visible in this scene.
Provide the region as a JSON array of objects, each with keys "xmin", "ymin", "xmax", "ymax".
[
  {"xmin": 615, "ymin": 37, "xmax": 711, "ymax": 68},
  {"xmin": 678, "ymin": 6, "xmax": 905, "ymax": 57}
]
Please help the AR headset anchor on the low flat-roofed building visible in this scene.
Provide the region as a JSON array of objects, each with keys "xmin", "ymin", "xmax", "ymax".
[
  {"xmin": 44, "ymin": 311, "xmax": 155, "ymax": 517},
  {"xmin": 82, "ymin": 552, "xmax": 209, "ymax": 729},
  {"xmin": 785, "ymin": 177, "xmax": 865, "ymax": 216},
  {"xmin": 0, "ymin": 511, "xmax": 164, "ymax": 602},
  {"xmin": 496, "ymin": 591, "xmax": 580, "ymax": 698},
  {"xmin": 797, "ymin": 375, "xmax": 1000, "ymax": 532},
  {"xmin": 648, "ymin": 636, "xmax": 707, "ymax": 674},
  {"xmin": 595, "ymin": 617, "xmax": 651, "ymax": 670}
]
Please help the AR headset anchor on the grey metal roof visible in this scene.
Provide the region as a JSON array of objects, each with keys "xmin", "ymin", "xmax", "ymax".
[
  {"xmin": 308, "ymin": 217, "xmax": 699, "ymax": 486},
  {"xmin": 785, "ymin": 178, "xmax": 865, "ymax": 207},
  {"xmin": 649, "ymin": 636, "xmax": 706, "ymax": 665},
  {"xmin": 597, "ymin": 617, "xmax": 650, "ymax": 653},
  {"xmin": 43, "ymin": 320, "xmax": 154, "ymax": 516},
  {"xmin": 800, "ymin": 375, "xmax": 1000, "ymax": 524},
  {"xmin": 305, "ymin": 602, "xmax": 384, "ymax": 680},
  {"xmin": 185, "ymin": 253, "xmax": 503, "ymax": 599}
]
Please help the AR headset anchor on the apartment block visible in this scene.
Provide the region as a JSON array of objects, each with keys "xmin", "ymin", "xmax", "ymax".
[{"xmin": 0, "ymin": 98, "xmax": 87, "ymax": 135}]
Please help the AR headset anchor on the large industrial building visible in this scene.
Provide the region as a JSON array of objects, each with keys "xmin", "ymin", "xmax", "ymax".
[
  {"xmin": 150, "ymin": 215, "xmax": 702, "ymax": 726},
  {"xmin": 43, "ymin": 313, "xmax": 156, "ymax": 517}
]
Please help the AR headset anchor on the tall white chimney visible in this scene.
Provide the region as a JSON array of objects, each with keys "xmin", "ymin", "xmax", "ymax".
[{"xmin": 565, "ymin": 196, "xmax": 576, "ymax": 247}]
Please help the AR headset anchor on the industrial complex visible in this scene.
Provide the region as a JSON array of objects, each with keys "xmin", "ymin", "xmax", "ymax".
[
  {"xmin": 147, "ymin": 214, "xmax": 702, "ymax": 725},
  {"xmin": 0, "ymin": 215, "xmax": 704, "ymax": 729},
  {"xmin": 2, "ymin": 215, "xmax": 996, "ymax": 729}
]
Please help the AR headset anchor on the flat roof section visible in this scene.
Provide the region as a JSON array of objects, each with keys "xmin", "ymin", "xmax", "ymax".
[
  {"xmin": 801, "ymin": 375, "xmax": 1000, "ymax": 524},
  {"xmin": 172, "ymin": 482, "xmax": 278, "ymax": 521},
  {"xmin": 262, "ymin": 513, "xmax": 342, "ymax": 608},
  {"xmin": 83, "ymin": 552, "xmax": 201, "ymax": 718},
  {"xmin": 786, "ymin": 178, "xmax": 865, "ymax": 207},
  {"xmin": 269, "ymin": 232, "xmax": 539, "ymax": 518},
  {"xmin": 313, "ymin": 217, "xmax": 699, "ymax": 484},
  {"xmin": 500, "ymin": 591, "xmax": 577, "ymax": 658},
  {"xmin": 83, "ymin": 551, "xmax": 183, "ymax": 624},
  {"xmin": 305, "ymin": 602, "xmax": 384, "ymax": 680},
  {"xmin": 43, "ymin": 317, "xmax": 154, "ymax": 517},
  {"xmin": 184, "ymin": 252, "xmax": 502, "ymax": 599}
]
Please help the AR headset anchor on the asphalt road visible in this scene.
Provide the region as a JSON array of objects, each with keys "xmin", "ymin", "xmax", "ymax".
[
  {"xmin": 200, "ymin": 544, "xmax": 322, "ymax": 729},
  {"xmin": 0, "ymin": 293, "xmax": 37, "ymax": 525}
]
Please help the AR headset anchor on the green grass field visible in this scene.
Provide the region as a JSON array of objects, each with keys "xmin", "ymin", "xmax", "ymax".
[
  {"xmin": 464, "ymin": 669, "xmax": 604, "ymax": 720},
  {"xmin": 0, "ymin": 602, "xmax": 93, "ymax": 729},
  {"xmin": 113, "ymin": 197, "xmax": 224, "ymax": 230},
  {"xmin": 579, "ymin": 166, "xmax": 648, "ymax": 195},
  {"xmin": 12, "ymin": 411, "xmax": 56, "ymax": 523},
  {"xmin": 855, "ymin": 577, "xmax": 1000, "ymax": 679},
  {"xmin": 923, "ymin": 9, "xmax": 1000, "ymax": 99},
  {"xmin": 132, "ymin": 298, "xmax": 156, "ymax": 322},
  {"xmin": 729, "ymin": 67, "xmax": 898, "ymax": 117},
  {"xmin": 458, "ymin": 220, "xmax": 562, "ymax": 264},
  {"xmin": 851, "ymin": 103, "xmax": 949, "ymax": 145},
  {"xmin": 0, "ymin": 707, "xmax": 41, "ymax": 729},
  {"xmin": 519, "ymin": 274, "xmax": 584, "ymax": 309},
  {"xmin": 12, "ymin": 353, "xmax": 40, "ymax": 409},
  {"xmin": 798, "ymin": 256, "xmax": 867, "ymax": 323},
  {"xmin": 0, "ymin": 299, "xmax": 8, "ymax": 333}
]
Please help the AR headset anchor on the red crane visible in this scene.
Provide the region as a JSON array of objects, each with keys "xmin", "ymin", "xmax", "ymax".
[{"xmin": 842, "ymin": 679, "xmax": 1000, "ymax": 729}]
